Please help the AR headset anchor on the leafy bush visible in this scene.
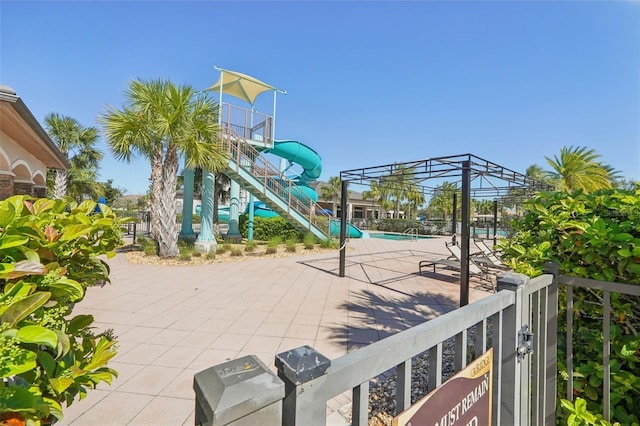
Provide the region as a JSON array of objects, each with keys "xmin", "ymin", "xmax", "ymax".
[
  {"xmin": 217, "ymin": 243, "xmax": 231, "ymax": 254},
  {"xmin": 244, "ymin": 240, "xmax": 257, "ymax": 253},
  {"xmin": 303, "ymin": 232, "xmax": 316, "ymax": 250},
  {"xmin": 499, "ymin": 189, "xmax": 640, "ymax": 424},
  {"xmin": 0, "ymin": 196, "xmax": 124, "ymax": 424},
  {"xmin": 265, "ymin": 237, "xmax": 281, "ymax": 254},
  {"xmin": 239, "ymin": 215, "xmax": 302, "ymax": 241},
  {"xmin": 285, "ymin": 238, "xmax": 297, "ymax": 253}
]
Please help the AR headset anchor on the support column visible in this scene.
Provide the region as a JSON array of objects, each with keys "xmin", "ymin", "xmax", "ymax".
[
  {"xmin": 179, "ymin": 167, "xmax": 195, "ymax": 241},
  {"xmin": 460, "ymin": 160, "xmax": 471, "ymax": 307},
  {"xmin": 248, "ymin": 193, "xmax": 255, "ymax": 241},
  {"xmin": 452, "ymin": 192, "xmax": 458, "ymax": 235},
  {"xmin": 195, "ymin": 169, "xmax": 217, "ymax": 254},
  {"xmin": 339, "ymin": 179, "xmax": 348, "ymax": 278},
  {"xmin": 224, "ymin": 179, "xmax": 242, "ymax": 243},
  {"xmin": 493, "ymin": 199, "xmax": 499, "ymax": 246}
]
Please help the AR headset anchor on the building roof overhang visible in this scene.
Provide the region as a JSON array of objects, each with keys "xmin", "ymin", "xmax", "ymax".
[{"xmin": 0, "ymin": 86, "xmax": 69, "ymax": 170}]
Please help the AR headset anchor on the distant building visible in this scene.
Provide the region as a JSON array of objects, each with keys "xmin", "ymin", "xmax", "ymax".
[
  {"xmin": 311, "ymin": 181, "xmax": 382, "ymax": 221},
  {"xmin": 0, "ymin": 86, "xmax": 68, "ymax": 200}
]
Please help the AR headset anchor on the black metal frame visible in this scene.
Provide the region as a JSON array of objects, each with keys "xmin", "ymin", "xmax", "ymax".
[{"xmin": 338, "ymin": 153, "xmax": 554, "ymax": 306}]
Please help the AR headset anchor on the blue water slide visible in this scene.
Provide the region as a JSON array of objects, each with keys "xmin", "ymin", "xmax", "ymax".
[{"xmin": 250, "ymin": 139, "xmax": 365, "ymax": 238}]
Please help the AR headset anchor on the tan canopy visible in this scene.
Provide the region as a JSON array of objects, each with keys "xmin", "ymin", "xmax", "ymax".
[{"xmin": 207, "ymin": 67, "xmax": 275, "ymax": 105}]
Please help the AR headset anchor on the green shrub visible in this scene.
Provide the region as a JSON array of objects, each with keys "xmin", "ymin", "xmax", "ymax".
[
  {"xmin": 303, "ymin": 232, "xmax": 316, "ymax": 250},
  {"xmin": 230, "ymin": 248, "xmax": 243, "ymax": 257},
  {"xmin": 319, "ymin": 238, "xmax": 338, "ymax": 249},
  {"xmin": 499, "ymin": 189, "xmax": 640, "ymax": 425},
  {"xmin": 245, "ymin": 240, "xmax": 258, "ymax": 253},
  {"xmin": 217, "ymin": 243, "xmax": 231, "ymax": 254},
  {"xmin": 0, "ymin": 196, "xmax": 124, "ymax": 424},
  {"xmin": 179, "ymin": 253, "xmax": 192, "ymax": 261},
  {"xmin": 266, "ymin": 236, "xmax": 281, "ymax": 254},
  {"xmin": 285, "ymin": 238, "xmax": 297, "ymax": 253},
  {"xmin": 205, "ymin": 252, "xmax": 216, "ymax": 260},
  {"xmin": 377, "ymin": 218, "xmax": 423, "ymax": 234},
  {"xmin": 144, "ymin": 246, "xmax": 157, "ymax": 256},
  {"xmin": 239, "ymin": 215, "xmax": 303, "ymax": 241}
]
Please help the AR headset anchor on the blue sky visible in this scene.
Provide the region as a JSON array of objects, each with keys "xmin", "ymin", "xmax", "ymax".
[{"xmin": 2, "ymin": 1, "xmax": 639, "ymax": 195}]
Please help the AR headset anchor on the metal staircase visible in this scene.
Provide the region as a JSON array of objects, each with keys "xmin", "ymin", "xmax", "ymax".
[{"xmin": 219, "ymin": 126, "xmax": 331, "ymax": 240}]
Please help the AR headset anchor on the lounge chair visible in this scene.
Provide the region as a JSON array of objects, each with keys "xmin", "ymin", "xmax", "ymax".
[
  {"xmin": 418, "ymin": 241, "xmax": 494, "ymax": 289},
  {"xmin": 472, "ymin": 239, "xmax": 510, "ymax": 271}
]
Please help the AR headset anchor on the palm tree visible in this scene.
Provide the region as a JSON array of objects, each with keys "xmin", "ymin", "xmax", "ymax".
[
  {"xmin": 545, "ymin": 146, "xmax": 616, "ymax": 193},
  {"xmin": 320, "ymin": 176, "xmax": 342, "ymax": 218},
  {"xmin": 387, "ymin": 164, "xmax": 418, "ymax": 218},
  {"xmin": 44, "ymin": 113, "xmax": 102, "ymax": 200},
  {"xmin": 101, "ymin": 78, "xmax": 227, "ymax": 257},
  {"xmin": 362, "ymin": 178, "xmax": 392, "ymax": 219},
  {"xmin": 427, "ymin": 181, "xmax": 459, "ymax": 220}
]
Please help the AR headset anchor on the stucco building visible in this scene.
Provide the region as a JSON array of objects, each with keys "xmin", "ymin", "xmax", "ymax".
[{"xmin": 0, "ymin": 85, "xmax": 68, "ymax": 200}]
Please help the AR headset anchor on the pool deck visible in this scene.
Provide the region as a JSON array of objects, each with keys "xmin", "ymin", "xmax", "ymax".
[{"xmin": 60, "ymin": 235, "xmax": 494, "ymax": 425}]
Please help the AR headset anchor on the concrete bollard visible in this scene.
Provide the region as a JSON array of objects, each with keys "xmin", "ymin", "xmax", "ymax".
[{"xmin": 193, "ymin": 355, "xmax": 284, "ymax": 426}]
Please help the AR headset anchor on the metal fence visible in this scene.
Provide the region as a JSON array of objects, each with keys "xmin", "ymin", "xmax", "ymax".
[
  {"xmin": 192, "ymin": 263, "xmax": 638, "ymax": 425},
  {"xmin": 195, "ymin": 268, "xmax": 563, "ymax": 425}
]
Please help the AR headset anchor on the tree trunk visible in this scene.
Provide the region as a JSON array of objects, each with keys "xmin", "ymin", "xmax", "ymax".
[
  {"xmin": 157, "ymin": 145, "xmax": 180, "ymax": 258},
  {"xmin": 149, "ymin": 145, "xmax": 163, "ymax": 241},
  {"xmin": 52, "ymin": 169, "xmax": 67, "ymax": 199}
]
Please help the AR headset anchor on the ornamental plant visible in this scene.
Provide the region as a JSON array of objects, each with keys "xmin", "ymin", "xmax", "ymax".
[
  {"xmin": 0, "ymin": 195, "xmax": 125, "ymax": 425},
  {"xmin": 498, "ymin": 189, "xmax": 640, "ymax": 425}
]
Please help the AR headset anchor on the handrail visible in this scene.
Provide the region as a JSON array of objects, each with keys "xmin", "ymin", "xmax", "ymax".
[{"xmin": 403, "ymin": 227, "xmax": 418, "ymax": 241}]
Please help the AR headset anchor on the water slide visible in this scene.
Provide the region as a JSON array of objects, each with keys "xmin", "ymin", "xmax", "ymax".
[{"xmin": 248, "ymin": 140, "xmax": 365, "ymax": 238}]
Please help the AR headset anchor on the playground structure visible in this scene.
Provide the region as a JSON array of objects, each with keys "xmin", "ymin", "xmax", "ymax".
[{"xmin": 179, "ymin": 67, "xmax": 365, "ymax": 248}]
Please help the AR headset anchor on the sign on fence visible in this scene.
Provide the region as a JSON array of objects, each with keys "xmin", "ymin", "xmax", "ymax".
[{"xmin": 393, "ymin": 349, "xmax": 493, "ymax": 426}]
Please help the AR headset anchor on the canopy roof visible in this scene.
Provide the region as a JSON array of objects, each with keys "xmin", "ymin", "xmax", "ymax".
[{"xmin": 207, "ymin": 67, "xmax": 276, "ymax": 105}]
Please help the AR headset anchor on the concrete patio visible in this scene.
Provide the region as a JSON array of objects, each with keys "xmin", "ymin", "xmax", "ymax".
[{"xmin": 60, "ymin": 236, "xmax": 494, "ymax": 425}]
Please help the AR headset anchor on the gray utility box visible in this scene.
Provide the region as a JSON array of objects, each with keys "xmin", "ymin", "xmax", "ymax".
[{"xmin": 194, "ymin": 355, "xmax": 284, "ymax": 426}]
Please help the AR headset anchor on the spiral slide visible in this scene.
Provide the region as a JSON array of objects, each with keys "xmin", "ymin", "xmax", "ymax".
[{"xmin": 249, "ymin": 140, "xmax": 364, "ymax": 238}]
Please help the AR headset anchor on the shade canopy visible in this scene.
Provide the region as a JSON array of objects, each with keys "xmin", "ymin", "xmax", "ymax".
[{"xmin": 207, "ymin": 67, "xmax": 276, "ymax": 105}]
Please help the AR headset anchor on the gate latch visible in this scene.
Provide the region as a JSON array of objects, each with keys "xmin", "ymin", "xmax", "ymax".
[{"xmin": 517, "ymin": 324, "xmax": 534, "ymax": 359}]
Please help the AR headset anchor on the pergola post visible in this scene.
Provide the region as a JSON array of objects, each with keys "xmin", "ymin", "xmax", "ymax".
[
  {"xmin": 460, "ymin": 160, "xmax": 471, "ymax": 307},
  {"xmin": 452, "ymin": 192, "xmax": 458, "ymax": 235},
  {"xmin": 493, "ymin": 199, "xmax": 499, "ymax": 246},
  {"xmin": 339, "ymin": 179, "xmax": 348, "ymax": 277}
]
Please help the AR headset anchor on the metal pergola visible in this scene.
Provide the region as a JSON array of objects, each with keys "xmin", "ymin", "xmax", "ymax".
[{"xmin": 338, "ymin": 153, "xmax": 554, "ymax": 306}]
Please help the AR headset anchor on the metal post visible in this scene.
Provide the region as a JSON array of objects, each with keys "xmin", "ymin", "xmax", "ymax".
[
  {"xmin": 339, "ymin": 179, "xmax": 348, "ymax": 277},
  {"xmin": 133, "ymin": 222, "xmax": 137, "ymax": 244},
  {"xmin": 543, "ymin": 263, "xmax": 559, "ymax": 425},
  {"xmin": 180, "ymin": 167, "xmax": 195, "ymax": 237},
  {"xmin": 452, "ymin": 192, "xmax": 457, "ymax": 235},
  {"xmin": 276, "ymin": 346, "xmax": 331, "ymax": 426},
  {"xmin": 248, "ymin": 194, "xmax": 254, "ymax": 241},
  {"xmin": 497, "ymin": 272, "xmax": 532, "ymax": 426},
  {"xmin": 460, "ymin": 160, "xmax": 471, "ymax": 307},
  {"xmin": 493, "ymin": 199, "xmax": 499, "ymax": 246}
]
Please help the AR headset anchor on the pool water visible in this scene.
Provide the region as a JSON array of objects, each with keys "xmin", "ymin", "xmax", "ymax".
[{"xmin": 369, "ymin": 232, "xmax": 433, "ymax": 241}]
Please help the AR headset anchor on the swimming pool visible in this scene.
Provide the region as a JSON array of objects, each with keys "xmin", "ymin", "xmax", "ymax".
[{"xmin": 369, "ymin": 232, "xmax": 433, "ymax": 241}]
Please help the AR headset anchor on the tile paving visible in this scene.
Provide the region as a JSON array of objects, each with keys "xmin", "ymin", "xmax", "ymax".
[{"xmin": 60, "ymin": 236, "xmax": 493, "ymax": 425}]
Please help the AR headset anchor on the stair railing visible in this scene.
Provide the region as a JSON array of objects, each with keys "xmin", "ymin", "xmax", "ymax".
[{"xmin": 219, "ymin": 126, "xmax": 332, "ymax": 236}]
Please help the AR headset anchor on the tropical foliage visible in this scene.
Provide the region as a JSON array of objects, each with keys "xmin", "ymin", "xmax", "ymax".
[
  {"xmin": 545, "ymin": 146, "xmax": 618, "ymax": 194},
  {"xmin": 320, "ymin": 177, "xmax": 342, "ymax": 218},
  {"xmin": 362, "ymin": 178, "xmax": 392, "ymax": 219},
  {"xmin": 426, "ymin": 181, "xmax": 458, "ymax": 220},
  {"xmin": 0, "ymin": 196, "xmax": 124, "ymax": 425},
  {"xmin": 499, "ymin": 189, "xmax": 640, "ymax": 424},
  {"xmin": 100, "ymin": 78, "xmax": 227, "ymax": 257},
  {"xmin": 44, "ymin": 114, "xmax": 104, "ymax": 202}
]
